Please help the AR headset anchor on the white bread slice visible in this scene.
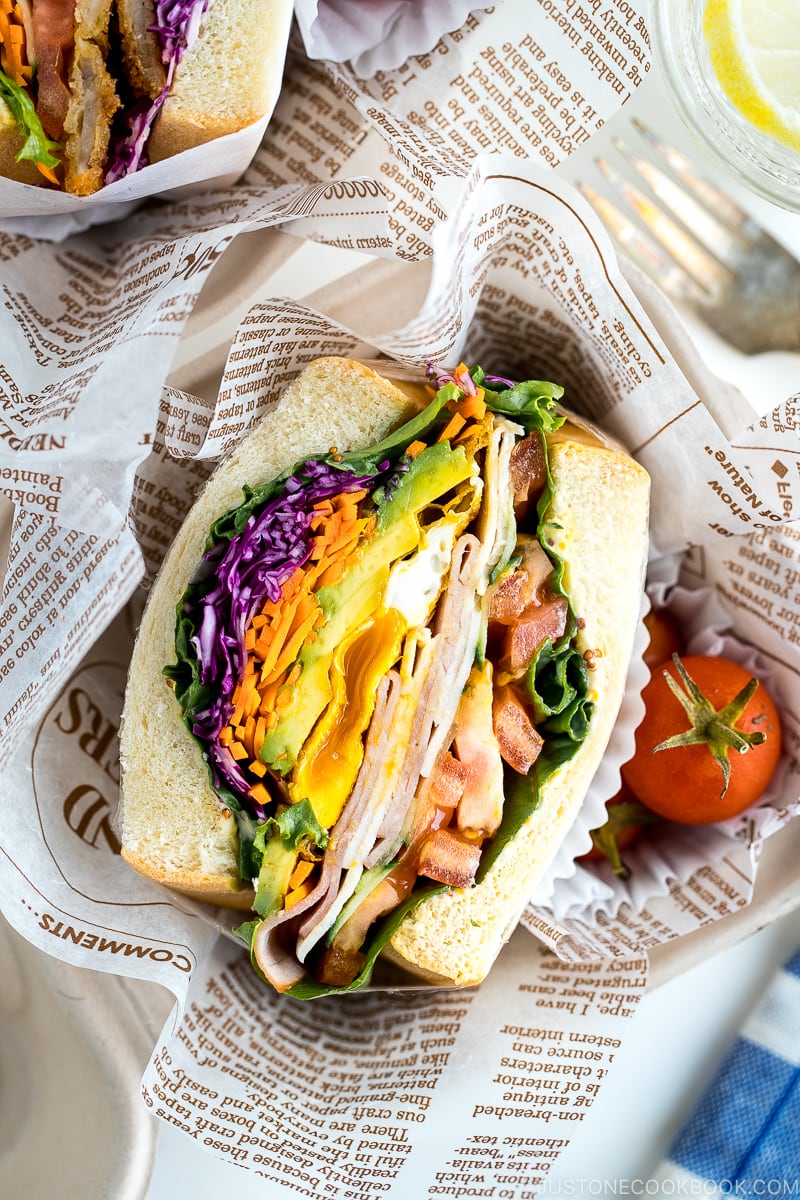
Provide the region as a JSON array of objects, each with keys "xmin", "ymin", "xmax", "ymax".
[
  {"xmin": 384, "ymin": 436, "xmax": 650, "ymax": 985},
  {"xmin": 148, "ymin": 0, "xmax": 294, "ymax": 161},
  {"xmin": 119, "ymin": 359, "xmax": 418, "ymax": 908}
]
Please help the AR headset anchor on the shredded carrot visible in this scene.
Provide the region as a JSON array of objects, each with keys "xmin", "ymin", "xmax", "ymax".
[
  {"xmin": 257, "ymin": 675, "xmax": 282, "ymax": 710},
  {"xmin": 285, "ymin": 878, "xmax": 316, "ymax": 909},
  {"xmin": 288, "ymin": 860, "xmax": 314, "ymax": 891},
  {"xmin": 0, "ymin": 3, "xmax": 32, "ymax": 85},
  {"xmin": 248, "ymin": 782, "xmax": 272, "ymax": 809},
  {"xmin": 36, "ymin": 163, "xmax": 62, "ymax": 187},
  {"xmin": 316, "ymin": 560, "xmax": 346, "ymax": 588},
  {"xmin": 269, "ymin": 609, "xmax": 323, "ymax": 682},
  {"xmin": 437, "ymin": 412, "xmax": 466, "ymax": 443},
  {"xmin": 405, "ymin": 440, "xmax": 427, "ymax": 458},
  {"xmin": 220, "ymin": 487, "xmax": 375, "ymax": 781},
  {"xmin": 453, "ymin": 389, "xmax": 486, "ymax": 420}
]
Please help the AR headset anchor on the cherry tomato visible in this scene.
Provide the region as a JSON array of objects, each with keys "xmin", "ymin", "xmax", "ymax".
[
  {"xmin": 622, "ymin": 655, "xmax": 781, "ymax": 825},
  {"xmin": 643, "ymin": 610, "xmax": 683, "ymax": 670}
]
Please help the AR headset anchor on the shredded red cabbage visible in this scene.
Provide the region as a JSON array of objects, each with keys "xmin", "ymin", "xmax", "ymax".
[
  {"xmin": 189, "ymin": 459, "xmax": 382, "ymax": 810},
  {"xmin": 151, "ymin": 0, "xmax": 213, "ymax": 66},
  {"xmin": 426, "ymin": 363, "xmax": 478, "ymax": 396},
  {"xmin": 105, "ymin": 0, "xmax": 212, "ymax": 183}
]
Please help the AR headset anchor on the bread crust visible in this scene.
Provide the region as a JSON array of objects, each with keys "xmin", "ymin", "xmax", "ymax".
[{"xmin": 119, "ymin": 360, "xmax": 650, "ymax": 987}]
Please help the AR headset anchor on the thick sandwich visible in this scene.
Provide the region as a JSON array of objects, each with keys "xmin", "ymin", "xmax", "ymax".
[
  {"xmin": 0, "ymin": 0, "xmax": 292, "ymax": 194},
  {"xmin": 119, "ymin": 358, "xmax": 650, "ymax": 997}
]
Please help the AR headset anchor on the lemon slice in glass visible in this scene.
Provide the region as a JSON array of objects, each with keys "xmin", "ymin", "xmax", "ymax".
[{"xmin": 703, "ymin": 0, "xmax": 800, "ymax": 153}]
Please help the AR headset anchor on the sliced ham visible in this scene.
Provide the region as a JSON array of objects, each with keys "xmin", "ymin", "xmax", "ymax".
[
  {"xmin": 251, "ymin": 840, "xmax": 347, "ymax": 990},
  {"xmin": 294, "ymin": 640, "xmax": 433, "ymax": 962},
  {"xmin": 364, "ymin": 533, "xmax": 484, "ymax": 869},
  {"xmin": 251, "ymin": 917, "xmax": 307, "ymax": 993}
]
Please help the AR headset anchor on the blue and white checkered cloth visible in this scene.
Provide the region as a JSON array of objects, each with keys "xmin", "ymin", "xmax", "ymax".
[{"xmin": 652, "ymin": 947, "xmax": 800, "ymax": 1195}]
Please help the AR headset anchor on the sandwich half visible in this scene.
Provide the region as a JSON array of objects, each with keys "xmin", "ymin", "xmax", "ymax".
[
  {"xmin": 0, "ymin": 0, "xmax": 292, "ymax": 193},
  {"xmin": 119, "ymin": 358, "xmax": 650, "ymax": 996}
]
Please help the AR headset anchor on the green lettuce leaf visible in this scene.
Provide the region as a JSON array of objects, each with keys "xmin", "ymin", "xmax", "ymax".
[
  {"xmin": 0, "ymin": 68, "xmax": 61, "ymax": 170},
  {"xmin": 254, "ymin": 799, "xmax": 329, "ymax": 854},
  {"xmin": 527, "ymin": 639, "xmax": 591, "ymax": 722},
  {"xmin": 476, "ymin": 370, "xmax": 566, "ymax": 434}
]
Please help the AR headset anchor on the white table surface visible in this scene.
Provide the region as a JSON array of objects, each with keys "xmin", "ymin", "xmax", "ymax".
[{"xmin": 142, "ymin": 53, "xmax": 800, "ymax": 1200}]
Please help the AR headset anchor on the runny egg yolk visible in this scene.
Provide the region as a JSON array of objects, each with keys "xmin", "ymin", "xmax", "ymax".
[{"xmin": 290, "ymin": 608, "xmax": 406, "ymax": 829}]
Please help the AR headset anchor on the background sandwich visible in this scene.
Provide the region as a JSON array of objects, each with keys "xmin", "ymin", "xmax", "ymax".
[
  {"xmin": 0, "ymin": 0, "xmax": 292, "ymax": 194},
  {"xmin": 119, "ymin": 358, "xmax": 651, "ymax": 997}
]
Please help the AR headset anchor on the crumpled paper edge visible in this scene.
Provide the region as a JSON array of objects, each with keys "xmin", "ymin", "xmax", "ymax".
[{"xmin": 295, "ymin": 0, "xmax": 491, "ymax": 75}]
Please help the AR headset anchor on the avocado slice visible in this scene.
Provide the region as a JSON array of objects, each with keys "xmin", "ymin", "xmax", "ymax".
[
  {"xmin": 253, "ymin": 838, "xmax": 298, "ymax": 918},
  {"xmin": 377, "ymin": 442, "xmax": 472, "ymax": 529},
  {"xmin": 258, "ymin": 441, "xmax": 475, "ymax": 776}
]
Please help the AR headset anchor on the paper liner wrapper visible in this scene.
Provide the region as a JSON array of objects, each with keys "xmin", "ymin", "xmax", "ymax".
[
  {"xmin": 0, "ymin": 33, "xmax": 799, "ymax": 1187},
  {"xmin": 295, "ymin": 0, "xmax": 492, "ymax": 74}
]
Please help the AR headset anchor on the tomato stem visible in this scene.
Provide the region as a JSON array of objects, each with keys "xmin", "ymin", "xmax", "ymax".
[
  {"xmin": 588, "ymin": 800, "xmax": 662, "ymax": 879},
  {"xmin": 652, "ymin": 655, "xmax": 767, "ymax": 798}
]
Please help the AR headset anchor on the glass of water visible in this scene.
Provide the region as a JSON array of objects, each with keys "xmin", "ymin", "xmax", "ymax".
[{"xmin": 651, "ymin": 0, "xmax": 800, "ymax": 212}]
